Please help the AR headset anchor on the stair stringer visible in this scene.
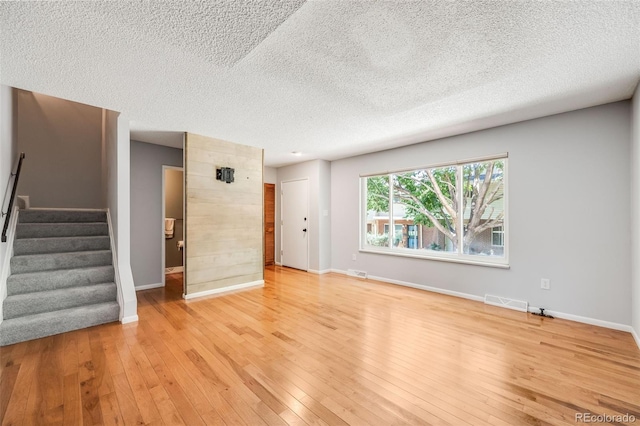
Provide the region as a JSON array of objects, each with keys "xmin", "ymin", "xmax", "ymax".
[
  {"xmin": 106, "ymin": 208, "xmax": 138, "ymax": 324},
  {"xmin": 0, "ymin": 206, "xmax": 19, "ymax": 326}
]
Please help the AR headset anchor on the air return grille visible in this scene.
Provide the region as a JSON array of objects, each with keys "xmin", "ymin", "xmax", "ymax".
[
  {"xmin": 347, "ymin": 269, "xmax": 367, "ymax": 279},
  {"xmin": 484, "ymin": 294, "xmax": 528, "ymax": 312}
]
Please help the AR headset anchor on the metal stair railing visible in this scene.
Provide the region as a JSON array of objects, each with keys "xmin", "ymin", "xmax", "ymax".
[{"xmin": 1, "ymin": 152, "xmax": 26, "ymax": 243}]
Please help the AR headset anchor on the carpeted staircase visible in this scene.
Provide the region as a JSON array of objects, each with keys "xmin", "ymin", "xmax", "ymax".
[{"xmin": 0, "ymin": 209, "xmax": 120, "ymax": 346}]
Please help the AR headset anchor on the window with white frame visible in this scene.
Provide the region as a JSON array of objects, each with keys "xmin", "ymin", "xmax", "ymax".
[
  {"xmin": 361, "ymin": 156, "xmax": 508, "ymax": 266},
  {"xmin": 492, "ymin": 226, "xmax": 504, "ymax": 247}
]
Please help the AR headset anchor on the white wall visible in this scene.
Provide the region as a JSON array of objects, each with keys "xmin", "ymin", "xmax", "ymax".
[
  {"xmin": 104, "ymin": 110, "xmax": 137, "ymax": 322},
  {"xmin": 0, "ymin": 85, "xmax": 18, "ymax": 324},
  {"xmin": 130, "ymin": 140, "xmax": 183, "ymax": 288},
  {"xmin": 0, "ymin": 86, "xmax": 17, "ymax": 270},
  {"xmin": 105, "ymin": 111, "xmax": 119, "ymax": 246},
  {"xmin": 632, "ymin": 84, "xmax": 640, "ymax": 347},
  {"xmin": 17, "ymin": 90, "xmax": 103, "ymax": 208},
  {"xmin": 276, "ymin": 159, "xmax": 331, "ymax": 272},
  {"xmin": 332, "ymin": 102, "xmax": 632, "ymax": 326}
]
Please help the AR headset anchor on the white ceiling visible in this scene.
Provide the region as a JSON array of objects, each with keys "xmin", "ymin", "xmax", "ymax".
[{"xmin": 1, "ymin": 1, "xmax": 639, "ymax": 167}]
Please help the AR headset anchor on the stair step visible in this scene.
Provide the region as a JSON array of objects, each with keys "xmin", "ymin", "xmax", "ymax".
[
  {"xmin": 0, "ymin": 301, "xmax": 119, "ymax": 346},
  {"xmin": 16, "ymin": 222, "xmax": 109, "ymax": 239},
  {"xmin": 19, "ymin": 209, "xmax": 107, "ymax": 224},
  {"xmin": 13, "ymin": 236, "xmax": 111, "ymax": 255},
  {"xmin": 3, "ymin": 282, "xmax": 117, "ymax": 320},
  {"xmin": 10, "ymin": 250, "xmax": 112, "ymax": 274},
  {"xmin": 7, "ymin": 266, "xmax": 115, "ymax": 296}
]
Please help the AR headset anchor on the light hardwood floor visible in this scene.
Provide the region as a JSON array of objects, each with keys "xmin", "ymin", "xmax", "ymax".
[{"xmin": 1, "ymin": 267, "xmax": 639, "ymax": 425}]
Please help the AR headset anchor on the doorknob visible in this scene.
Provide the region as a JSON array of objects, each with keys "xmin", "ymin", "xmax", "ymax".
[{"xmin": 302, "ymin": 228, "xmax": 307, "ymax": 232}]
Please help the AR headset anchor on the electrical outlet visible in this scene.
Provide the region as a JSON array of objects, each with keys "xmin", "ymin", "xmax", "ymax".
[
  {"xmin": 541, "ymin": 278, "xmax": 550, "ymax": 290},
  {"xmin": 352, "ymin": 253, "xmax": 357, "ymax": 261}
]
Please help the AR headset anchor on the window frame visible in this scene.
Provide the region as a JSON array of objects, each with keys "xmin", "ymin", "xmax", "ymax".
[{"xmin": 359, "ymin": 154, "xmax": 509, "ymax": 268}]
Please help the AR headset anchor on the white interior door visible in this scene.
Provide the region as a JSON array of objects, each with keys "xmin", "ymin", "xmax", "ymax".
[{"xmin": 281, "ymin": 179, "xmax": 309, "ymax": 271}]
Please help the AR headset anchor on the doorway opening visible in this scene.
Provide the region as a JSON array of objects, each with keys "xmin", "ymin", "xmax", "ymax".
[
  {"xmin": 265, "ymin": 183, "xmax": 275, "ymax": 266},
  {"xmin": 162, "ymin": 166, "xmax": 184, "ymax": 288}
]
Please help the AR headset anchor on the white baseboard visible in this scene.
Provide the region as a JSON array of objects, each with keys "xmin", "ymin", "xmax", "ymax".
[
  {"xmin": 183, "ymin": 280, "xmax": 264, "ymax": 300},
  {"xmin": 165, "ymin": 266, "xmax": 183, "ymax": 274},
  {"xmin": 308, "ymin": 269, "xmax": 332, "ymax": 275},
  {"xmin": 527, "ymin": 305, "xmax": 634, "ymax": 333},
  {"xmin": 333, "ymin": 269, "xmax": 637, "ymax": 338},
  {"xmin": 333, "ymin": 268, "xmax": 483, "ymax": 302},
  {"xmin": 632, "ymin": 327, "xmax": 640, "ymax": 350},
  {"xmin": 275, "ymin": 261, "xmax": 282, "ymax": 266},
  {"xmin": 367, "ymin": 273, "xmax": 484, "ymax": 302},
  {"xmin": 121, "ymin": 315, "xmax": 139, "ymax": 324},
  {"xmin": 135, "ymin": 282, "xmax": 164, "ymax": 291}
]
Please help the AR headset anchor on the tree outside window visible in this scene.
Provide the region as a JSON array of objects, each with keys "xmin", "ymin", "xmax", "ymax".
[{"xmin": 363, "ymin": 157, "xmax": 506, "ymax": 264}]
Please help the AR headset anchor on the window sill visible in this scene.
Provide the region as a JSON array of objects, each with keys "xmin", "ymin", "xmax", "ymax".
[{"xmin": 359, "ymin": 247, "xmax": 510, "ymax": 269}]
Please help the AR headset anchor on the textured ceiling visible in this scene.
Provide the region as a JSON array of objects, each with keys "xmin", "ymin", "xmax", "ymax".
[{"xmin": 1, "ymin": 1, "xmax": 639, "ymax": 167}]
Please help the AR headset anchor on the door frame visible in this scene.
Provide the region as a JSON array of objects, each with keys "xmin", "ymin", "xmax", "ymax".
[
  {"xmin": 280, "ymin": 177, "xmax": 310, "ymax": 271},
  {"xmin": 264, "ymin": 183, "xmax": 276, "ymax": 267},
  {"xmin": 161, "ymin": 165, "xmax": 184, "ymax": 287}
]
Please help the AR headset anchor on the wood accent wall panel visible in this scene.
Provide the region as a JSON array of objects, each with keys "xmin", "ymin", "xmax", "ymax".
[{"xmin": 185, "ymin": 133, "xmax": 263, "ymax": 295}]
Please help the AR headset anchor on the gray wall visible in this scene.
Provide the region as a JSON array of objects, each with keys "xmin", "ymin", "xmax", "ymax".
[
  {"xmin": 632, "ymin": 83, "xmax": 640, "ymax": 344},
  {"xmin": 130, "ymin": 141, "xmax": 183, "ymax": 287},
  {"xmin": 276, "ymin": 159, "xmax": 331, "ymax": 272},
  {"xmin": 17, "ymin": 90, "xmax": 103, "ymax": 208},
  {"xmin": 331, "ymin": 101, "xmax": 632, "ymax": 325},
  {"xmin": 164, "ymin": 168, "xmax": 183, "ymax": 269}
]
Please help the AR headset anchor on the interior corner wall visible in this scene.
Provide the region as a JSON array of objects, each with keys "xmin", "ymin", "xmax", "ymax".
[
  {"xmin": 104, "ymin": 110, "xmax": 119, "ymax": 243},
  {"xmin": 0, "ymin": 85, "xmax": 18, "ymax": 323},
  {"xmin": 331, "ymin": 101, "xmax": 632, "ymax": 325},
  {"xmin": 264, "ymin": 166, "xmax": 277, "ymax": 184},
  {"xmin": 104, "ymin": 110, "xmax": 137, "ymax": 321},
  {"xmin": 631, "ymin": 83, "xmax": 640, "ymax": 347},
  {"xmin": 16, "ymin": 90, "xmax": 103, "ymax": 208},
  {"xmin": 0, "ymin": 85, "xmax": 17, "ymax": 247},
  {"xmin": 184, "ymin": 133, "xmax": 263, "ymax": 295},
  {"xmin": 130, "ymin": 141, "xmax": 183, "ymax": 288},
  {"xmin": 0, "ymin": 88, "xmax": 18, "ymax": 212},
  {"xmin": 318, "ymin": 160, "xmax": 331, "ymax": 272},
  {"xmin": 275, "ymin": 159, "xmax": 331, "ymax": 272}
]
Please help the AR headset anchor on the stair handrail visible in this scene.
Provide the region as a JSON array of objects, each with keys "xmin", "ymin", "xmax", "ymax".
[{"xmin": 1, "ymin": 152, "xmax": 26, "ymax": 243}]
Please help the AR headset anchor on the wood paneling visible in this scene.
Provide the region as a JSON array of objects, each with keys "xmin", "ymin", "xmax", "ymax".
[
  {"xmin": 2, "ymin": 269, "xmax": 639, "ymax": 425},
  {"xmin": 184, "ymin": 133, "xmax": 263, "ymax": 296},
  {"xmin": 264, "ymin": 183, "xmax": 275, "ymax": 266}
]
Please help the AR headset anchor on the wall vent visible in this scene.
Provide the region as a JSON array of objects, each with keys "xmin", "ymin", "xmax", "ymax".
[
  {"xmin": 347, "ymin": 269, "xmax": 368, "ymax": 279},
  {"xmin": 484, "ymin": 294, "xmax": 528, "ymax": 312}
]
